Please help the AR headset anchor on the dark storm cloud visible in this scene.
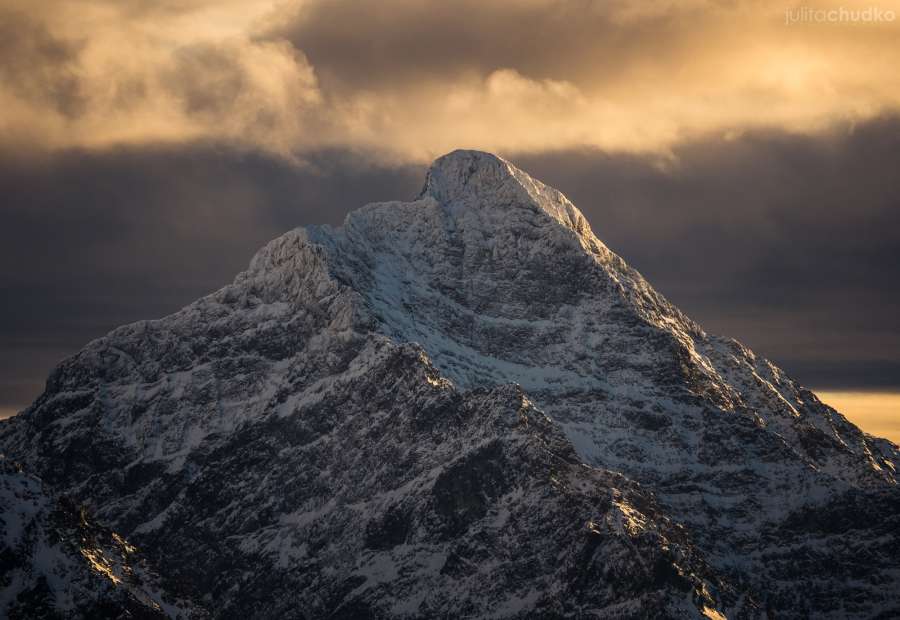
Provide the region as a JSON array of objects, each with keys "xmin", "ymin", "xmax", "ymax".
[{"xmin": 0, "ymin": 145, "xmax": 422, "ymax": 411}]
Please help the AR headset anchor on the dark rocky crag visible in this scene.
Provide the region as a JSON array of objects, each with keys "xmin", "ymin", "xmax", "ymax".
[
  {"xmin": 2, "ymin": 150, "xmax": 898, "ymax": 618},
  {"xmin": 0, "ymin": 458, "xmax": 202, "ymax": 618}
]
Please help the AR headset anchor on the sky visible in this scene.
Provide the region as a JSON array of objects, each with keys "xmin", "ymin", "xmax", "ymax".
[{"xmin": 1, "ymin": 0, "xmax": 899, "ymax": 437}]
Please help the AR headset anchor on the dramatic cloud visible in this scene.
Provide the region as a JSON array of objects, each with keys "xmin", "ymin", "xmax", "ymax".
[
  {"xmin": 0, "ymin": 0, "xmax": 321, "ymax": 156},
  {"xmin": 2, "ymin": 0, "xmax": 900, "ymax": 159}
]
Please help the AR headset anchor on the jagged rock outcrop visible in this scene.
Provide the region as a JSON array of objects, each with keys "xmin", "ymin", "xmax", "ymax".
[
  {"xmin": 1, "ymin": 150, "xmax": 897, "ymax": 618},
  {"xmin": 0, "ymin": 458, "xmax": 201, "ymax": 618}
]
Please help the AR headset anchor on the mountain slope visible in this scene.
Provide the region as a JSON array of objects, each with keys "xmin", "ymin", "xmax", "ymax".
[
  {"xmin": 0, "ymin": 458, "xmax": 201, "ymax": 618},
  {"xmin": 1, "ymin": 149, "xmax": 898, "ymax": 618}
]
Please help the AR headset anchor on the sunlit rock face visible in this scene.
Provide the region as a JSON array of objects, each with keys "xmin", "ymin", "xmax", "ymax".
[
  {"xmin": 0, "ymin": 458, "xmax": 201, "ymax": 618},
  {"xmin": 1, "ymin": 150, "xmax": 898, "ymax": 618}
]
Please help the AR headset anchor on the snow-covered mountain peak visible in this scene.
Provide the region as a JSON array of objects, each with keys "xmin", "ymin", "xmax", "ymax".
[
  {"xmin": 419, "ymin": 149, "xmax": 596, "ymax": 243},
  {"xmin": 420, "ymin": 150, "xmax": 520, "ymax": 204},
  {"xmin": 3, "ymin": 150, "xmax": 900, "ymax": 618}
]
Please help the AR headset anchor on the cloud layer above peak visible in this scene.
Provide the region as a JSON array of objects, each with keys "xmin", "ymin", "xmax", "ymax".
[{"xmin": 3, "ymin": 0, "xmax": 900, "ymax": 161}]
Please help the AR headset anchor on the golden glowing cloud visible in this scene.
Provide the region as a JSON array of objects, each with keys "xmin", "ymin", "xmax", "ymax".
[
  {"xmin": 1, "ymin": 0, "xmax": 899, "ymax": 161},
  {"xmin": 0, "ymin": 0, "xmax": 321, "ymax": 156}
]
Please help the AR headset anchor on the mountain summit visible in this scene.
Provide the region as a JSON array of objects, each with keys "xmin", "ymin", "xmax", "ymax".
[
  {"xmin": 420, "ymin": 150, "xmax": 593, "ymax": 237},
  {"xmin": 2, "ymin": 151, "xmax": 898, "ymax": 618}
]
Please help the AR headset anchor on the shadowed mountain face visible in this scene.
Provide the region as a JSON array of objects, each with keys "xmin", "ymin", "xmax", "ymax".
[
  {"xmin": 0, "ymin": 458, "xmax": 201, "ymax": 619},
  {"xmin": 1, "ymin": 150, "xmax": 898, "ymax": 618}
]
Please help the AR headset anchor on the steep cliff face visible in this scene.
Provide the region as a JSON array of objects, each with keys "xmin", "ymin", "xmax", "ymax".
[
  {"xmin": 1, "ymin": 150, "xmax": 897, "ymax": 618},
  {"xmin": 0, "ymin": 458, "xmax": 201, "ymax": 619}
]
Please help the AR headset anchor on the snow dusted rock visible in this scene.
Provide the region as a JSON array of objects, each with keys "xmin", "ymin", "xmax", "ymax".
[
  {"xmin": 0, "ymin": 458, "xmax": 201, "ymax": 619},
  {"xmin": 1, "ymin": 150, "xmax": 898, "ymax": 618},
  {"xmin": 1, "ymin": 339, "xmax": 732, "ymax": 618}
]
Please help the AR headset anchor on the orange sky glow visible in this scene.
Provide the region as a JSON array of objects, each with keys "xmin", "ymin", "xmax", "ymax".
[{"xmin": 816, "ymin": 391, "xmax": 900, "ymax": 445}]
